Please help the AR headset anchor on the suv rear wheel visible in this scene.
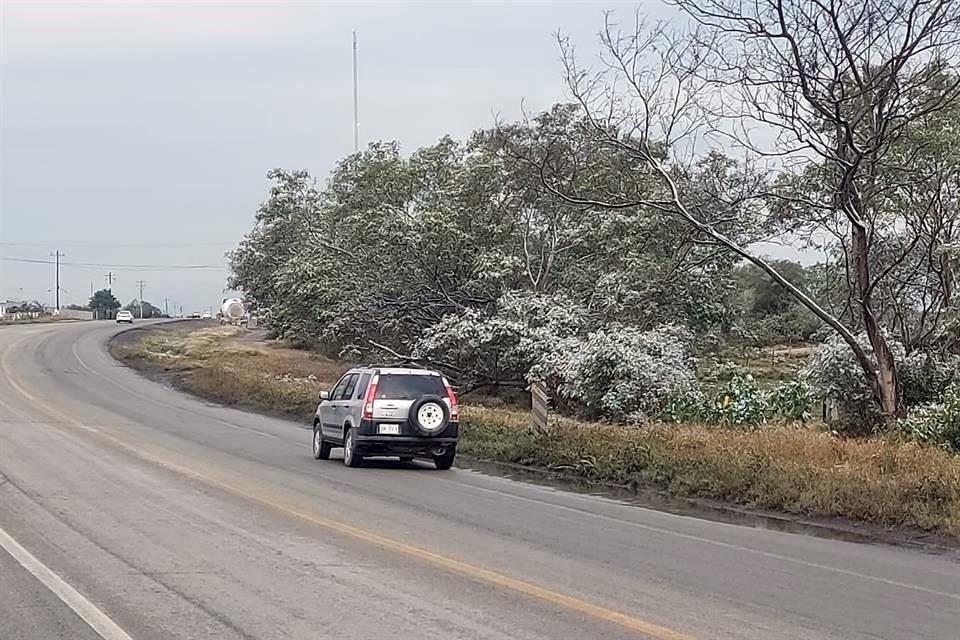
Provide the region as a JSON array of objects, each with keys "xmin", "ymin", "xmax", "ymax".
[
  {"xmin": 433, "ymin": 446, "xmax": 456, "ymax": 471},
  {"xmin": 343, "ymin": 427, "xmax": 362, "ymax": 467}
]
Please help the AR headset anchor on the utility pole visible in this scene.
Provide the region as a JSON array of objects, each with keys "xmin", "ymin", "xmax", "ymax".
[
  {"xmin": 136, "ymin": 280, "xmax": 146, "ymax": 318},
  {"xmin": 51, "ymin": 250, "xmax": 63, "ymax": 311},
  {"xmin": 105, "ymin": 271, "xmax": 115, "ymax": 291},
  {"xmin": 163, "ymin": 297, "xmax": 169, "ymax": 317},
  {"xmin": 353, "ymin": 29, "xmax": 359, "ymax": 153}
]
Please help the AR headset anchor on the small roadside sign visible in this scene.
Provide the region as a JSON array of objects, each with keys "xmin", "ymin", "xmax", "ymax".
[{"xmin": 530, "ymin": 381, "xmax": 549, "ymax": 434}]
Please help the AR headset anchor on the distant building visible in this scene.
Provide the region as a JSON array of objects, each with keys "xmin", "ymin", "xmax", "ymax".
[{"xmin": 1, "ymin": 299, "xmax": 46, "ymax": 318}]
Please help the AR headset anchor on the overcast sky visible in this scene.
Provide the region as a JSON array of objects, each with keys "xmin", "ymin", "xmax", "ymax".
[{"xmin": 1, "ymin": 0, "xmax": 656, "ymax": 312}]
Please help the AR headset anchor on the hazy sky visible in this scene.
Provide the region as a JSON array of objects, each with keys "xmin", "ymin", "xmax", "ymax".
[{"xmin": 0, "ymin": 0, "xmax": 647, "ymax": 312}]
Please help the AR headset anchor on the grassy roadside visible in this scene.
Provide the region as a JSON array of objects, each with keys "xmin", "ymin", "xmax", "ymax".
[{"xmin": 112, "ymin": 326, "xmax": 960, "ymax": 537}]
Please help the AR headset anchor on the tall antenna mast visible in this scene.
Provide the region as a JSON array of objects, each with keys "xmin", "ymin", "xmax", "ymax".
[{"xmin": 352, "ymin": 29, "xmax": 359, "ymax": 153}]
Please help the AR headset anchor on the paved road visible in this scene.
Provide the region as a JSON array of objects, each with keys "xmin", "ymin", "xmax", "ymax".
[{"xmin": 0, "ymin": 321, "xmax": 957, "ymax": 640}]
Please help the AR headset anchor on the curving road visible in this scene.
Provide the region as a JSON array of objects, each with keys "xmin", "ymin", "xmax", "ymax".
[{"xmin": 0, "ymin": 321, "xmax": 957, "ymax": 640}]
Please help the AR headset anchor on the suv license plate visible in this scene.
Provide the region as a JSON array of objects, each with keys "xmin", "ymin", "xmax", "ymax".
[{"xmin": 378, "ymin": 424, "xmax": 400, "ymax": 435}]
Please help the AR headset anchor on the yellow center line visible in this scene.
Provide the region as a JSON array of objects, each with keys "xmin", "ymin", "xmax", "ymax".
[{"xmin": 0, "ymin": 332, "xmax": 695, "ymax": 640}]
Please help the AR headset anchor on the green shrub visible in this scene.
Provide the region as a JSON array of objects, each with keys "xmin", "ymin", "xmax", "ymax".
[
  {"xmin": 767, "ymin": 380, "xmax": 815, "ymax": 422},
  {"xmin": 661, "ymin": 384, "xmax": 709, "ymax": 423},
  {"xmin": 901, "ymin": 385, "xmax": 960, "ymax": 453},
  {"xmin": 801, "ymin": 332, "xmax": 904, "ymax": 434},
  {"xmin": 710, "ymin": 367, "xmax": 767, "ymax": 428},
  {"xmin": 899, "ymin": 352, "xmax": 960, "ymax": 407}
]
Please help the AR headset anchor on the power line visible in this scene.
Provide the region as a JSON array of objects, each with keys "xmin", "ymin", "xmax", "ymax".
[
  {"xmin": 0, "ymin": 241, "xmax": 235, "ymax": 248},
  {"xmin": 1, "ymin": 257, "xmax": 226, "ymax": 270}
]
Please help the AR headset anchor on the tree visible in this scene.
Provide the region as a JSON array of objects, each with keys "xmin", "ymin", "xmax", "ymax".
[
  {"xmin": 124, "ymin": 299, "xmax": 163, "ymax": 319},
  {"xmin": 89, "ymin": 289, "xmax": 121, "ymax": 319},
  {"xmin": 230, "ymin": 123, "xmax": 743, "ymax": 368},
  {"xmin": 536, "ymin": 2, "xmax": 960, "ymax": 422},
  {"xmin": 731, "ymin": 260, "xmax": 824, "ymax": 344}
]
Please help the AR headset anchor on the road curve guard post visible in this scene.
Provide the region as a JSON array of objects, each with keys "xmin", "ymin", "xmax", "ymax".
[{"xmin": 529, "ymin": 381, "xmax": 549, "ymax": 435}]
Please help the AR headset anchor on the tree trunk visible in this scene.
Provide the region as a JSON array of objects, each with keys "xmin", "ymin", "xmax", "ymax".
[{"xmin": 851, "ymin": 221, "xmax": 901, "ymax": 420}]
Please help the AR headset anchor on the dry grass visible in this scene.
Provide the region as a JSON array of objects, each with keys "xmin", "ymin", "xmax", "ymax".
[
  {"xmin": 115, "ymin": 327, "xmax": 960, "ymax": 536},
  {"xmin": 114, "ymin": 327, "xmax": 345, "ymax": 417},
  {"xmin": 460, "ymin": 406, "xmax": 960, "ymax": 534}
]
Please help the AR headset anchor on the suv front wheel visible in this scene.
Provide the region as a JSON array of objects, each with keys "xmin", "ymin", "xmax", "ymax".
[{"xmin": 433, "ymin": 446, "xmax": 456, "ymax": 470}]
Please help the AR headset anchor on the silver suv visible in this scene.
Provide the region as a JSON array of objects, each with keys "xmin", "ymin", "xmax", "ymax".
[{"xmin": 312, "ymin": 366, "xmax": 460, "ymax": 469}]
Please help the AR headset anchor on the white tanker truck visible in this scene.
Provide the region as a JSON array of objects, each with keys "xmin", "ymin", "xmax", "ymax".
[{"xmin": 218, "ymin": 297, "xmax": 246, "ymax": 326}]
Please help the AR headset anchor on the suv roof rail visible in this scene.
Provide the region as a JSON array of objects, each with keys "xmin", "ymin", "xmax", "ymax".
[{"xmin": 366, "ymin": 360, "xmax": 431, "ymax": 370}]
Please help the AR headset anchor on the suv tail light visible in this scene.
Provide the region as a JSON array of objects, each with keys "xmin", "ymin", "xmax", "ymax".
[
  {"xmin": 362, "ymin": 374, "xmax": 379, "ymax": 420},
  {"xmin": 443, "ymin": 377, "xmax": 459, "ymax": 421}
]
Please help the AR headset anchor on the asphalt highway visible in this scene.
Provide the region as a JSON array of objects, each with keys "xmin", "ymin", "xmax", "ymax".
[{"xmin": 0, "ymin": 321, "xmax": 957, "ymax": 639}]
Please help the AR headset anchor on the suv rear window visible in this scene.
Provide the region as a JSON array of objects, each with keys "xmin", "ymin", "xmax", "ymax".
[{"xmin": 376, "ymin": 374, "xmax": 445, "ymax": 400}]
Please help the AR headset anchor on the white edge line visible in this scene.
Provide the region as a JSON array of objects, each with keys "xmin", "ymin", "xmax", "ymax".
[
  {"xmin": 0, "ymin": 524, "xmax": 135, "ymax": 640},
  {"xmin": 449, "ymin": 473, "xmax": 960, "ymax": 602}
]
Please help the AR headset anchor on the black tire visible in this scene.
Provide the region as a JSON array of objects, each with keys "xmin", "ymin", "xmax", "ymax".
[
  {"xmin": 343, "ymin": 427, "xmax": 362, "ymax": 468},
  {"xmin": 409, "ymin": 395, "xmax": 450, "ymax": 435},
  {"xmin": 312, "ymin": 425, "xmax": 331, "ymax": 460},
  {"xmin": 433, "ymin": 446, "xmax": 456, "ymax": 471}
]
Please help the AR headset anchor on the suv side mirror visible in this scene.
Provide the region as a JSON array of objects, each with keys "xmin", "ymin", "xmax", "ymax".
[{"xmin": 319, "ymin": 390, "xmax": 330, "ymax": 401}]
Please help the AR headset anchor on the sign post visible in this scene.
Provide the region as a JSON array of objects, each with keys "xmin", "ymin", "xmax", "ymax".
[{"xmin": 530, "ymin": 381, "xmax": 549, "ymax": 434}]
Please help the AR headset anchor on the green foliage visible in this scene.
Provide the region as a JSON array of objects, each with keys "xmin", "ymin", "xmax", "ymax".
[
  {"xmin": 766, "ymin": 380, "xmax": 816, "ymax": 422},
  {"xmin": 731, "ymin": 261, "xmax": 823, "ymax": 344},
  {"xmin": 899, "ymin": 352, "xmax": 960, "ymax": 407},
  {"xmin": 89, "ymin": 289, "xmax": 121, "ymax": 317},
  {"xmin": 803, "ymin": 335, "xmax": 960, "ymax": 433},
  {"xmin": 901, "ymin": 385, "xmax": 960, "ymax": 453},
  {"xmin": 709, "ymin": 366, "xmax": 767, "ymax": 428},
  {"xmin": 661, "ymin": 384, "xmax": 709, "ymax": 423}
]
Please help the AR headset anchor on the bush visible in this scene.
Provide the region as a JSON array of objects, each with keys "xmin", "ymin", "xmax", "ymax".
[
  {"xmin": 661, "ymin": 384, "xmax": 709, "ymax": 423},
  {"xmin": 416, "ymin": 291, "xmax": 587, "ymax": 389},
  {"xmin": 550, "ymin": 324, "xmax": 698, "ymax": 421},
  {"xmin": 766, "ymin": 380, "xmax": 816, "ymax": 422},
  {"xmin": 899, "ymin": 351, "xmax": 960, "ymax": 407},
  {"xmin": 709, "ymin": 367, "xmax": 767, "ymax": 428},
  {"xmin": 901, "ymin": 385, "xmax": 960, "ymax": 453},
  {"xmin": 801, "ymin": 332, "xmax": 906, "ymax": 433},
  {"xmin": 803, "ymin": 334, "xmax": 960, "ymax": 433}
]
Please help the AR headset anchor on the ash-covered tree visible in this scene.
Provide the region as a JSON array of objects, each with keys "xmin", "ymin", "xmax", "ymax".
[
  {"xmin": 230, "ymin": 119, "xmax": 742, "ymax": 369},
  {"xmin": 536, "ymin": 1, "xmax": 960, "ymax": 422}
]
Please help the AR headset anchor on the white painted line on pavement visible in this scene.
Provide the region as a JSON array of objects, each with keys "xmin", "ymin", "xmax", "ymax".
[{"xmin": 0, "ymin": 524, "xmax": 135, "ymax": 640}]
